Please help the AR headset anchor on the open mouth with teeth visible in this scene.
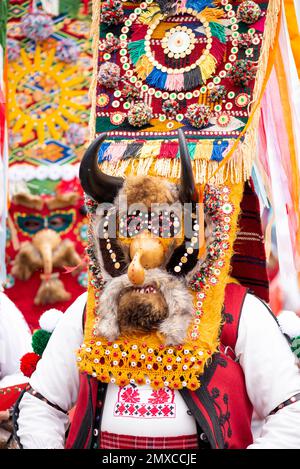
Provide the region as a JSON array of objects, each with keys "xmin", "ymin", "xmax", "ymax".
[{"xmin": 131, "ymin": 284, "xmax": 158, "ymax": 295}]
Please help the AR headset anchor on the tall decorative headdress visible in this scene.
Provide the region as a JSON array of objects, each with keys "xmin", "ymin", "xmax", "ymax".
[{"xmin": 77, "ymin": 0, "xmax": 280, "ymax": 390}]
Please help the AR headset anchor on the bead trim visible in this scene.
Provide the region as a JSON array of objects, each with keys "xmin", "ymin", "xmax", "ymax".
[{"xmin": 269, "ymin": 392, "xmax": 300, "ymax": 416}]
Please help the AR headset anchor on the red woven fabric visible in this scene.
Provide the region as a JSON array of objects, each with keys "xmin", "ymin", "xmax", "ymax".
[
  {"xmin": 231, "ymin": 180, "xmax": 269, "ymax": 302},
  {"xmin": 99, "ymin": 432, "xmax": 198, "ymax": 449}
]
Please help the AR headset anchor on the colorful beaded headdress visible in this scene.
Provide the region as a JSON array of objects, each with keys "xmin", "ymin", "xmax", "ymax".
[{"xmin": 77, "ymin": 0, "xmax": 280, "ymax": 390}]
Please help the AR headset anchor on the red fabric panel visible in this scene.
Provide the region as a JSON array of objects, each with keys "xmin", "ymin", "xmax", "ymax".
[
  {"xmin": 221, "ymin": 283, "xmax": 248, "ymax": 351},
  {"xmin": 65, "ymin": 374, "xmax": 90, "ymax": 449},
  {"xmin": 231, "ymin": 180, "xmax": 269, "ymax": 303},
  {"xmin": 206, "ymin": 352, "xmax": 253, "ymax": 449},
  {"xmin": 0, "ymin": 383, "xmax": 28, "ymax": 411},
  {"xmin": 99, "ymin": 432, "xmax": 198, "ymax": 449}
]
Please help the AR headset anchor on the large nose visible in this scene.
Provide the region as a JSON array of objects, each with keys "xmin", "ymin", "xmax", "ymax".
[
  {"xmin": 32, "ymin": 229, "xmax": 61, "ymax": 275},
  {"xmin": 127, "ymin": 231, "xmax": 165, "ymax": 285}
]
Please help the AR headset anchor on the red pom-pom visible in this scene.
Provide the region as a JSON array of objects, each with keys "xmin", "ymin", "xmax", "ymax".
[{"xmin": 20, "ymin": 353, "xmax": 41, "ymax": 378}]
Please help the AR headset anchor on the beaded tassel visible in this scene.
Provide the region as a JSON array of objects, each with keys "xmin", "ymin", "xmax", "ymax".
[
  {"xmin": 197, "ymin": 186, "xmax": 206, "ymax": 258},
  {"xmin": 201, "ymin": 7, "xmax": 225, "ymax": 22}
]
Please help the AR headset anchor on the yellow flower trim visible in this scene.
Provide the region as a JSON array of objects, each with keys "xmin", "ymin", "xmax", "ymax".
[{"xmin": 77, "ymin": 180, "xmax": 244, "ymax": 390}]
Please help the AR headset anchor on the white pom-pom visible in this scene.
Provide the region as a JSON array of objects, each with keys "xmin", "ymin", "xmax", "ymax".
[
  {"xmin": 39, "ymin": 309, "xmax": 64, "ymax": 333},
  {"xmin": 278, "ymin": 310, "xmax": 300, "ymax": 339}
]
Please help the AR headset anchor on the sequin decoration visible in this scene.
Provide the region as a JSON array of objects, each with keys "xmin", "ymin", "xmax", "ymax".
[
  {"xmin": 7, "ymin": 38, "xmax": 20, "ymax": 62},
  {"xmin": 128, "ymin": 102, "xmax": 153, "ymax": 127},
  {"xmin": 162, "ymin": 99, "xmax": 180, "ymax": 119},
  {"xmin": 21, "ymin": 11, "xmax": 54, "ymax": 41},
  {"xmin": 216, "ymin": 112, "xmax": 231, "ymax": 128},
  {"xmin": 97, "ymin": 93, "xmax": 110, "ymax": 108},
  {"xmin": 102, "ymin": 34, "xmax": 121, "ymax": 53},
  {"xmin": 190, "ymin": 185, "xmax": 233, "ymax": 292},
  {"xmin": 101, "ymin": 0, "xmax": 125, "ymax": 26},
  {"xmin": 98, "ymin": 62, "xmax": 121, "ymax": 88},
  {"xmin": 237, "ymin": 1, "xmax": 261, "ymax": 24},
  {"xmin": 185, "ymin": 103, "xmax": 211, "ymax": 129},
  {"xmin": 94, "ymin": 0, "xmax": 273, "ymax": 139},
  {"xmin": 227, "ymin": 59, "xmax": 257, "ymax": 86},
  {"xmin": 56, "ymin": 39, "xmax": 80, "ymax": 64}
]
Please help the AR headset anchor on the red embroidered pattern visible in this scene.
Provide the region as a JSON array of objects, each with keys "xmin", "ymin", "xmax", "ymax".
[{"xmin": 114, "ymin": 385, "xmax": 176, "ymax": 419}]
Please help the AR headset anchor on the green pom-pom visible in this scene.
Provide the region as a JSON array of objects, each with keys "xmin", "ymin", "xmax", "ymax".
[
  {"xmin": 291, "ymin": 336, "xmax": 300, "ymax": 358},
  {"xmin": 32, "ymin": 329, "xmax": 51, "ymax": 356}
]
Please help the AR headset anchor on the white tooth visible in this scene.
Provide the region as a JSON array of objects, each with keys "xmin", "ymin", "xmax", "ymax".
[{"xmin": 141, "ymin": 288, "xmax": 144, "ymax": 294}]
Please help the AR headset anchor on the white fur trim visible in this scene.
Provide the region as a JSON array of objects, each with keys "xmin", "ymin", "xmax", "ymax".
[{"xmin": 95, "ymin": 269, "xmax": 193, "ymax": 345}]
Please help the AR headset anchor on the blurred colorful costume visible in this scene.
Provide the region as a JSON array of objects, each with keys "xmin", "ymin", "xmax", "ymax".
[{"xmin": 14, "ymin": 0, "xmax": 300, "ymax": 449}]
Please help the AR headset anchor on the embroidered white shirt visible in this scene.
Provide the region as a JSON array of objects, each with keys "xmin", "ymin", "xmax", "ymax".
[
  {"xmin": 101, "ymin": 383, "xmax": 197, "ymax": 437},
  {"xmin": 16, "ymin": 292, "xmax": 300, "ymax": 448}
]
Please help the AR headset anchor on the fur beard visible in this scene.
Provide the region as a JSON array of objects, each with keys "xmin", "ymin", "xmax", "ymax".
[
  {"xmin": 95, "ymin": 269, "xmax": 194, "ymax": 345},
  {"xmin": 118, "ymin": 289, "xmax": 168, "ymax": 333}
]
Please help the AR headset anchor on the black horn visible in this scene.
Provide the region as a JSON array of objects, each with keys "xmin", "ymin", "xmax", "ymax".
[
  {"xmin": 178, "ymin": 129, "xmax": 198, "ymax": 203},
  {"xmin": 79, "ymin": 133, "xmax": 124, "ymax": 203}
]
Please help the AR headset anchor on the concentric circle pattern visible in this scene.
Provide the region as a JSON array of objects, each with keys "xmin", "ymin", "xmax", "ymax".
[{"xmin": 96, "ymin": 0, "xmax": 267, "ymax": 137}]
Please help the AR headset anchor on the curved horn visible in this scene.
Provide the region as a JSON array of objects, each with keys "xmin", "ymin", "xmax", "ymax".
[
  {"xmin": 79, "ymin": 133, "xmax": 124, "ymax": 203},
  {"xmin": 178, "ymin": 129, "xmax": 198, "ymax": 203}
]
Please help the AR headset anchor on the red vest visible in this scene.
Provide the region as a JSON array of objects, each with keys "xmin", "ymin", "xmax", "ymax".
[{"xmin": 66, "ymin": 283, "xmax": 253, "ymax": 449}]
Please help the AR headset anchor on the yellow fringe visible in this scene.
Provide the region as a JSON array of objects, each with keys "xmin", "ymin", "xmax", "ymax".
[
  {"xmin": 135, "ymin": 55, "xmax": 154, "ymax": 81},
  {"xmin": 200, "ymin": 7, "xmax": 225, "ymax": 23},
  {"xmin": 251, "ymin": 0, "xmax": 282, "ymax": 105},
  {"xmin": 139, "ymin": 140, "xmax": 162, "ymax": 159},
  {"xmin": 139, "ymin": 6, "xmax": 161, "ymax": 25},
  {"xmin": 200, "ymin": 53, "xmax": 217, "ymax": 82},
  {"xmin": 194, "ymin": 140, "xmax": 214, "ymax": 160},
  {"xmin": 99, "ymin": 154, "xmax": 253, "ymax": 185}
]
